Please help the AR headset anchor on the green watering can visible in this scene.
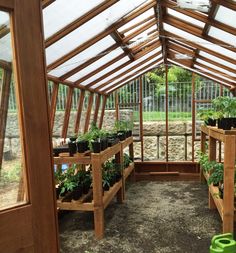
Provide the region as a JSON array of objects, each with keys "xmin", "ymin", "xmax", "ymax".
[{"xmin": 210, "ymin": 233, "xmax": 236, "ymax": 253}]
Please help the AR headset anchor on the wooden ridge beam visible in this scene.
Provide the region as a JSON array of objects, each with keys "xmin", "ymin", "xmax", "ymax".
[
  {"xmin": 103, "ymin": 58, "xmax": 162, "ymax": 93},
  {"xmin": 47, "ymin": 0, "xmax": 156, "ymax": 71},
  {"xmin": 94, "ymin": 51, "xmax": 162, "ymax": 92},
  {"xmin": 45, "ymin": 0, "xmax": 119, "ymax": 47},
  {"xmin": 59, "ymin": 43, "xmax": 118, "ymax": 81},
  {"xmin": 164, "ymin": 31, "xmax": 236, "ymax": 65},
  {"xmin": 0, "ymin": 69, "xmax": 12, "ymax": 168}
]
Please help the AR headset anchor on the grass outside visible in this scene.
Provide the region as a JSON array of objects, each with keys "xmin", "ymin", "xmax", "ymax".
[{"xmin": 133, "ymin": 111, "xmax": 192, "ymax": 121}]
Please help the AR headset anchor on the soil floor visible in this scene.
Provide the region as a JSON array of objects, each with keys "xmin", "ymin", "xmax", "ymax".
[{"xmin": 59, "ymin": 181, "xmax": 222, "ymax": 253}]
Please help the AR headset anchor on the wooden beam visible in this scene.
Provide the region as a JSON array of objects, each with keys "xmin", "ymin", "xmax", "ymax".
[
  {"xmin": 42, "ymin": 0, "xmax": 55, "ymax": 8},
  {"xmin": 131, "ymin": 32, "xmax": 159, "ymax": 53},
  {"xmin": 84, "ymin": 93, "xmax": 94, "ymax": 133},
  {"xmin": 74, "ymin": 90, "xmax": 85, "ymax": 134},
  {"xmin": 0, "ymin": 60, "xmax": 11, "ymax": 71},
  {"xmin": 212, "ymin": 0, "xmax": 236, "ymax": 11},
  {"xmin": 93, "ymin": 94, "xmax": 101, "ymax": 124},
  {"xmin": 49, "ymin": 82, "xmax": 59, "ymax": 133},
  {"xmin": 0, "ymin": 0, "xmax": 14, "ymax": 10},
  {"xmin": 165, "ymin": 64, "xmax": 169, "ymax": 162},
  {"xmin": 139, "ymin": 76, "xmax": 144, "ymax": 161},
  {"xmin": 61, "ymin": 87, "xmax": 73, "ymax": 138},
  {"xmin": 0, "ymin": 69, "xmax": 12, "ymax": 168},
  {"xmin": 47, "ymin": 0, "xmax": 156, "ymax": 71},
  {"xmin": 191, "ymin": 73, "xmax": 195, "ymax": 162},
  {"xmin": 164, "ymin": 31, "xmax": 236, "ymax": 65},
  {"xmin": 99, "ymin": 96, "xmax": 107, "ymax": 129},
  {"xmin": 0, "ymin": 25, "xmax": 10, "ymax": 39},
  {"xmin": 59, "ymin": 44, "xmax": 118, "ymax": 81},
  {"xmin": 45, "ymin": 0, "xmax": 119, "ymax": 47},
  {"xmin": 94, "ymin": 51, "xmax": 162, "ymax": 92}
]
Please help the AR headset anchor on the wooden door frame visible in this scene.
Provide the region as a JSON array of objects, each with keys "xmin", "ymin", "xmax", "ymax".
[{"xmin": 0, "ymin": 1, "xmax": 59, "ymax": 252}]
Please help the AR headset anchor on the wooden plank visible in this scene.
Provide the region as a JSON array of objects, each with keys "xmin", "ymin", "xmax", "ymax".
[
  {"xmin": 49, "ymin": 82, "xmax": 59, "ymax": 132},
  {"xmin": 103, "ymin": 180, "xmax": 122, "ymax": 209},
  {"xmin": 84, "ymin": 92, "xmax": 94, "ymax": 133},
  {"xmin": 192, "ymin": 73, "xmax": 195, "ymax": 162},
  {"xmin": 0, "ymin": 0, "xmax": 14, "ymax": 10},
  {"xmin": 139, "ymin": 76, "xmax": 144, "ymax": 161},
  {"xmin": 0, "ymin": 69, "xmax": 11, "ymax": 168},
  {"xmin": 74, "ymin": 90, "xmax": 85, "ymax": 134},
  {"xmin": 124, "ymin": 163, "xmax": 135, "ymax": 180},
  {"xmin": 209, "ymin": 184, "xmax": 223, "ymax": 220},
  {"xmin": 57, "ymin": 202, "xmax": 94, "ymax": 211},
  {"xmin": 165, "ymin": 65, "xmax": 169, "ymax": 162},
  {"xmin": 93, "ymin": 94, "xmax": 101, "ymax": 124},
  {"xmin": 99, "ymin": 96, "xmax": 107, "ymax": 129},
  {"xmin": 42, "ymin": 0, "xmax": 55, "ymax": 8},
  {"xmin": 223, "ymin": 135, "xmax": 235, "ymax": 233},
  {"xmin": 53, "ymin": 155, "xmax": 91, "ymax": 165},
  {"xmin": 115, "ymin": 91, "xmax": 119, "ymax": 121},
  {"xmin": 61, "ymin": 87, "xmax": 73, "ymax": 138}
]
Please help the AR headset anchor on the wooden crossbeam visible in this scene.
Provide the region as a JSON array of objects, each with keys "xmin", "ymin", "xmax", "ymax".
[{"xmin": 0, "ymin": 69, "xmax": 12, "ymax": 168}]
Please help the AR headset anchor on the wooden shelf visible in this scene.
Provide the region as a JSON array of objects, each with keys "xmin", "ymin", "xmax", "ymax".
[
  {"xmin": 200, "ymin": 125, "xmax": 236, "ymax": 233},
  {"xmin": 53, "ymin": 136, "xmax": 134, "ymax": 239}
]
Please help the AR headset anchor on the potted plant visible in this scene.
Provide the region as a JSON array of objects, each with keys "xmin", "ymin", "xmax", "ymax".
[
  {"xmin": 197, "ymin": 108, "xmax": 217, "ymax": 126},
  {"xmin": 102, "ymin": 170, "xmax": 111, "ymax": 192},
  {"xmin": 68, "ymin": 136, "xmax": 77, "ymax": 156},
  {"xmin": 208, "ymin": 163, "xmax": 224, "ymax": 187},
  {"xmin": 123, "ymin": 153, "xmax": 132, "ymax": 168},
  {"xmin": 77, "ymin": 133, "xmax": 90, "ymax": 153}
]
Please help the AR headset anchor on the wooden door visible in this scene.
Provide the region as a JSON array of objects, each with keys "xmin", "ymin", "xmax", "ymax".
[{"xmin": 0, "ymin": 1, "xmax": 59, "ymax": 252}]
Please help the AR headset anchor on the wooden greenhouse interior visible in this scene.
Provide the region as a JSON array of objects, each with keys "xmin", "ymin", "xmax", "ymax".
[{"xmin": 1, "ymin": 0, "xmax": 236, "ymax": 252}]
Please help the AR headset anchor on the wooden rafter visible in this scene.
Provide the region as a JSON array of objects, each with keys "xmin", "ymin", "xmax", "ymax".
[
  {"xmin": 61, "ymin": 87, "xmax": 74, "ymax": 138},
  {"xmin": 47, "ymin": 0, "xmax": 156, "ymax": 71},
  {"xmin": 49, "ymin": 82, "xmax": 59, "ymax": 132},
  {"xmin": 74, "ymin": 90, "xmax": 85, "ymax": 134},
  {"xmin": 42, "ymin": 0, "xmax": 55, "ymax": 9},
  {"xmin": 212, "ymin": 0, "xmax": 236, "ymax": 11},
  {"xmin": 0, "ymin": 25, "xmax": 10, "ymax": 39},
  {"xmin": 45, "ymin": 0, "xmax": 119, "ymax": 47},
  {"xmin": 0, "ymin": 60, "xmax": 11, "ymax": 71},
  {"xmin": 0, "ymin": 69, "xmax": 12, "ymax": 168},
  {"xmin": 94, "ymin": 50, "xmax": 162, "ymax": 92}
]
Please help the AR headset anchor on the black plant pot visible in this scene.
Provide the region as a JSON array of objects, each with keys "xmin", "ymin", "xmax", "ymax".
[
  {"xmin": 72, "ymin": 186, "xmax": 83, "ymax": 200},
  {"xmin": 218, "ymin": 118, "xmax": 232, "ymax": 130},
  {"xmin": 109, "ymin": 176, "xmax": 116, "ymax": 187},
  {"xmin": 100, "ymin": 138, "xmax": 108, "ymax": 151},
  {"xmin": 92, "ymin": 141, "xmax": 101, "ymax": 153},
  {"xmin": 77, "ymin": 140, "xmax": 89, "ymax": 153},
  {"xmin": 205, "ymin": 118, "xmax": 216, "ymax": 126},
  {"xmin": 53, "ymin": 145, "xmax": 69, "ymax": 157},
  {"xmin": 103, "ymin": 184, "xmax": 110, "ymax": 191},
  {"xmin": 56, "ymin": 187, "xmax": 61, "ymax": 199},
  {"xmin": 68, "ymin": 141, "xmax": 77, "ymax": 156},
  {"xmin": 127, "ymin": 130, "xmax": 132, "ymax": 137},
  {"xmin": 231, "ymin": 118, "xmax": 236, "ymax": 128},
  {"xmin": 117, "ymin": 131, "xmax": 126, "ymax": 141},
  {"xmin": 219, "ymin": 184, "xmax": 224, "ymax": 199},
  {"xmin": 83, "ymin": 184, "xmax": 90, "ymax": 195},
  {"xmin": 116, "ymin": 173, "xmax": 122, "ymax": 182},
  {"xmin": 69, "ymin": 137, "xmax": 77, "ymax": 142},
  {"xmin": 62, "ymin": 191, "xmax": 73, "ymax": 202}
]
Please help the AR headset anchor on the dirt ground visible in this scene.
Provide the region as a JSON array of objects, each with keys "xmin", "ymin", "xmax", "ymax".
[{"xmin": 59, "ymin": 181, "xmax": 223, "ymax": 253}]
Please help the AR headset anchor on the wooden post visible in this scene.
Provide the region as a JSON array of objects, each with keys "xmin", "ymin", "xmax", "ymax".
[
  {"xmin": 93, "ymin": 94, "xmax": 101, "ymax": 124},
  {"xmin": 223, "ymin": 135, "xmax": 235, "ymax": 233},
  {"xmin": 49, "ymin": 82, "xmax": 59, "ymax": 133},
  {"xmin": 208, "ymin": 135, "xmax": 217, "ymax": 209},
  {"xmin": 91, "ymin": 154, "xmax": 104, "ymax": 239},
  {"xmin": 192, "ymin": 73, "xmax": 195, "ymax": 162},
  {"xmin": 165, "ymin": 65, "xmax": 169, "ymax": 163},
  {"xmin": 115, "ymin": 150, "xmax": 124, "ymax": 203},
  {"xmin": 0, "ymin": 69, "xmax": 12, "ymax": 169},
  {"xmin": 74, "ymin": 90, "xmax": 85, "ymax": 134},
  {"xmin": 200, "ymin": 131, "xmax": 206, "ymax": 181},
  {"xmin": 84, "ymin": 92, "xmax": 94, "ymax": 133},
  {"xmin": 139, "ymin": 76, "xmax": 144, "ymax": 161},
  {"xmin": 99, "ymin": 96, "xmax": 107, "ymax": 129},
  {"xmin": 61, "ymin": 87, "xmax": 73, "ymax": 138},
  {"xmin": 115, "ymin": 91, "xmax": 119, "ymax": 121}
]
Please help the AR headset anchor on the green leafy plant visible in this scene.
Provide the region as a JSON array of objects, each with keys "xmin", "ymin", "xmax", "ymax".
[
  {"xmin": 197, "ymin": 108, "xmax": 217, "ymax": 122},
  {"xmin": 212, "ymin": 96, "xmax": 236, "ymax": 118},
  {"xmin": 208, "ymin": 163, "xmax": 224, "ymax": 186},
  {"xmin": 123, "ymin": 153, "xmax": 132, "ymax": 168}
]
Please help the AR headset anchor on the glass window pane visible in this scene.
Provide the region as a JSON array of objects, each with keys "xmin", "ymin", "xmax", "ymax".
[
  {"xmin": 46, "ymin": 0, "xmax": 147, "ymax": 64},
  {"xmin": 48, "ymin": 35, "xmax": 115, "ymax": 77},
  {"xmin": 214, "ymin": 6, "xmax": 236, "ymax": 29},
  {"xmin": 43, "ymin": 0, "xmax": 105, "ymax": 39},
  {"xmin": 0, "ymin": 11, "xmax": 27, "ymax": 210},
  {"xmin": 208, "ymin": 26, "xmax": 236, "ymax": 47}
]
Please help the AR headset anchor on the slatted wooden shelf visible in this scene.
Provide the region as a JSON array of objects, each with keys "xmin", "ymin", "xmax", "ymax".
[
  {"xmin": 201, "ymin": 125, "xmax": 236, "ymax": 233},
  {"xmin": 53, "ymin": 136, "xmax": 134, "ymax": 239}
]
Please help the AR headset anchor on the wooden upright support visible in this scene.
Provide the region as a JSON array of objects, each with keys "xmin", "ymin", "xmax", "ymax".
[
  {"xmin": 84, "ymin": 92, "xmax": 94, "ymax": 133},
  {"xmin": 165, "ymin": 65, "xmax": 169, "ymax": 163},
  {"xmin": 61, "ymin": 87, "xmax": 74, "ymax": 138},
  {"xmin": 139, "ymin": 76, "xmax": 144, "ymax": 161},
  {"xmin": 49, "ymin": 82, "xmax": 59, "ymax": 133},
  {"xmin": 99, "ymin": 96, "xmax": 107, "ymax": 129},
  {"xmin": 93, "ymin": 94, "xmax": 101, "ymax": 124},
  {"xmin": 0, "ymin": 69, "xmax": 12, "ymax": 168},
  {"xmin": 74, "ymin": 90, "xmax": 85, "ymax": 134}
]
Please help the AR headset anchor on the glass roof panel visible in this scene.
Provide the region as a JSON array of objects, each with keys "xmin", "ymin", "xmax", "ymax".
[
  {"xmin": 214, "ymin": 5, "xmax": 236, "ymax": 29},
  {"xmin": 100, "ymin": 55, "xmax": 162, "ymax": 91},
  {"xmin": 90, "ymin": 47, "xmax": 162, "ymax": 88},
  {"xmin": 163, "ymin": 23, "xmax": 236, "ymax": 60},
  {"xmin": 48, "ymin": 35, "xmax": 115, "ymax": 77},
  {"xmin": 208, "ymin": 26, "xmax": 236, "ymax": 47},
  {"xmin": 46, "ymin": 0, "xmax": 147, "ymax": 64},
  {"xmin": 129, "ymin": 25, "xmax": 157, "ymax": 43},
  {"xmin": 167, "ymin": 8, "xmax": 205, "ymax": 28},
  {"xmin": 0, "ymin": 33, "xmax": 12, "ymax": 62},
  {"xmin": 70, "ymin": 55, "xmax": 130, "ymax": 83},
  {"xmin": 67, "ymin": 48, "xmax": 124, "ymax": 82},
  {"xmin": 0, "ymin": 11, "xmax": 9, "ymax": 27},
  {"xmin": 43, "ymin": 0, "xmax": 105, "ymax": 39},
  {"xmin": 104, "ymin": 59, "xmax": 163, "ymax": 93},
  {"xmin": 196, "ymin": 58, "xmax": 236, "ymax": 78},
  {"xmin": 198, "ymin": 51, "xmax": 236, "ymax": 70},
  {"xmin": 194, "ymin": 64, "xmax": 236, "ymax": 84}
]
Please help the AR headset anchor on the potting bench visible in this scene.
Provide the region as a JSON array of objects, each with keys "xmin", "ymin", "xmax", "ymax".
[
  {"xmin": 200, "ymin": 125, "xmax": 236, "ymax": 233},
  {"xmin": 53, "ymin": 136, "xmax": 134, "ymax": 239}
]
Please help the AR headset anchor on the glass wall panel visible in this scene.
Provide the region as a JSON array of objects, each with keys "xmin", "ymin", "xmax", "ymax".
[{"xmin": 0, "ymin": 12, "xmax": 27, "ymax": 210}]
